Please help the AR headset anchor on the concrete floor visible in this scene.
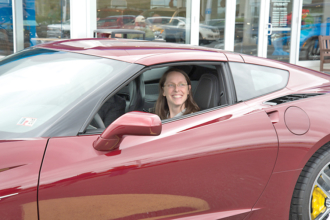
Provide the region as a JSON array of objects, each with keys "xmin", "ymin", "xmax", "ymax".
[{"xmin": 308, "ymin": 64, "xmax": 330, "ymax": 74}]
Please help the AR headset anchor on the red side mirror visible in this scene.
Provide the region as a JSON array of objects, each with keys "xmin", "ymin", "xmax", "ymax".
[{"xmin": 93, "ymin": 111, "xmax": 162, "ymax": 151}]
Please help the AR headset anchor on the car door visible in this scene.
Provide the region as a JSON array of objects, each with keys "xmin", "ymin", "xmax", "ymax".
[
  {"xmin": 0, "ymin": 139, "xmax": 48, "ymax": 220},
  {"xmin": 38, "ymin": 68, "xmax": 279, "ymax": 220}
]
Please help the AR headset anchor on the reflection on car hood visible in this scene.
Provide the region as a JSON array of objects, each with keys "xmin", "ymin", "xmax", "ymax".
[
  {"xmin": 199, "ymin": 24, "xmax": 218, "ymax": 30},
  {"xmin": 47, "ymin": 24, "xmax": 70, "ymax": 30}
]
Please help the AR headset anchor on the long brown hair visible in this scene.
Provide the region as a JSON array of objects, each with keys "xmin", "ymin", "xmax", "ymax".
[{"xmin": 155, "ymin": 68, "xmax": 200, "ymax": 120}]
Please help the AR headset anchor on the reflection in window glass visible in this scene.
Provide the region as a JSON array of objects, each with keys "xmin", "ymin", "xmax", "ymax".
[
  {"xmin": 0, "ymin": 48, "xmax": 130, "ymax": 137},
  {"xmin": 199, "ymin": 0, "xmax": 225, "ymax": 49},
  {"xmin": 229, "ymin": 62, "xmax": 289, "ymax": 101},
  {"xmin": 96, "ymin": 0, "xmax": 189, "ymax": 43},
  {"xmin": 25, "ymin": 0, "xmax": 70, "ymax": 49},
  {"xmin": 299, "ymin": 0, "xmax": 330, "ymax": 61},
  {"xmin": 251, "ymin": 70, "xmax": 283, "ymax": 91},
  {"xmin": 267, "ymin": 0, "xmax": 293, "ymax": 62},
  {"xmin": 0, "ymin": 0, "xmax": 13, "ymax": 56},
  {"xmin": 234, "ymin": 0, "xmax": 260, "ymax": 56}
]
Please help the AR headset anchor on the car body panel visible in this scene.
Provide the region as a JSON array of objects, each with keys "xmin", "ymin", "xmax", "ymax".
[
  {"xmin": 247, "ymin": 169, "xmax": 302, "ymax": 219},
  {"xmin": 246, "ymin": 93, "xmax": 330, "ymax": 173},
  {"xmin": 135, "ymin": 51, "xmax": 227, "ymax": 66},
  {"xmin": 38, "ymin": 103, "xmax": 278, "ymax": 220},
  {"xmin": 285, "ymin": 67, "xmax": 330, "ymax": 91},
  {"xmin": 0, "ymin": 138, "xmax": 48, "ymax": 220},
  {"xmin": 224, "ymin": 52, "xmax": 244, "ymax": 62}
]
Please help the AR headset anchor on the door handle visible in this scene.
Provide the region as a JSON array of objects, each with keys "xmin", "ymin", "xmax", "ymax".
[{"xmin": 266, "ymin": 110, "xmax": 279, "ymax": 124}]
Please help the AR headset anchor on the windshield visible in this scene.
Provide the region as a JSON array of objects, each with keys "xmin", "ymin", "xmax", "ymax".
[{"xmin": 0, "ymin": 48, "xmax": 130, "ymax": 138}]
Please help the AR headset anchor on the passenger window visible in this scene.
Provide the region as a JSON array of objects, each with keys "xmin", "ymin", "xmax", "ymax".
[{"xmin": 229, "ymin": 62, "xmax": 289, "ymax": 101}]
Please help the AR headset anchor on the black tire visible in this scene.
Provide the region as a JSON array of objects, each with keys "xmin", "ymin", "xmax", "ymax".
[{"xmin": 290, "ymin": 143, "xmax": 330, "ymax": 220}]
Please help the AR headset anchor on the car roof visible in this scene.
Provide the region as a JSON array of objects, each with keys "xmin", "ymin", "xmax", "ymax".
[
  {"xmin": 35, "ymin": 38, "xmax": 312, "ymax": 72},
  {"xmin": 28, "ymin": 38, "xmax": 330, "ymax": 95},
  {"xmin": 35, "ymin": 38, "xmax": 229, "ymax": 65}
]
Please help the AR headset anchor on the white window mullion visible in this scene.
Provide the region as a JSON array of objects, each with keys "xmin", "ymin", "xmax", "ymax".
[
  {"xmin": 188, "ymin": 0, "xmax": 200, "ymax": 45},
  {"xmin": 224, "ymin": 0, "xmax": 236, "ymax": 51},
  {"xmin": 86, "ymin": 0, "xmax": 97, "ymax": 38},
  {"xmin": 289, "ymin": 0, "xmax": 302, "ymax": 64},
  {"xmin": 12, "ymin": 0, "xmax": 24, "ymax": 52},
  {"xmin": 258, "ymin": 0, "xmax": 270, "ymax": 58},
  {"xmin": 71, "ymin": 0, "xmax": 96, "ymax": 39}
]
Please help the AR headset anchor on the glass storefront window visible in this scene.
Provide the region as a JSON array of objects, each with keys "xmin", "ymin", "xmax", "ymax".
[
  {"xmin": 267, "ymin": 0, "xmax": 293, "ymax": 62},
  {"xmin": 0, "ymin": 0, "xmax": 13, "ymax": 56},
  {"xmin": 96, "ymin": 0, "xmax": 189, "ymax": 43},
  {"xmin": 234, "ymin": 0, "xmax": 260, "ymax": 56},
  {"xmin": 299, "ymin": 0, "xmax": 330, "ymax": 61},
  {"xmin": 199, "ymin": 0, "xmax": 225, "ymax": 49},
  {"xmin": 25, "ymin": 0, "xmax": 70, "ymax": 49}
]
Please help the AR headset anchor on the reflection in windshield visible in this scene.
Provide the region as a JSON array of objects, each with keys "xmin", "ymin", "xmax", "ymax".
[{"xmin": 0, "ymin": 48, "xmax": 130, "ymax": 138}]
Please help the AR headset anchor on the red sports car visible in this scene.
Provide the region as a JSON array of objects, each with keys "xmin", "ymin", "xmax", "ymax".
[{"xmin": 1, "ymin": 39, "xmax": 330, "ymax": 220}]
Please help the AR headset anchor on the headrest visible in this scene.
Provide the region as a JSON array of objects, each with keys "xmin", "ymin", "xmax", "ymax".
[
  {"xmin": 193, "ymin": 74, "xmax": 220, "ymax": 110},
  {"xmin": 127, "ymin": 74, "xmax": 145, "ymax": 112}
]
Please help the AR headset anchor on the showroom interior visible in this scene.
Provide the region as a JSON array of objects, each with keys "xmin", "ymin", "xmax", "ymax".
[{"xmin": 0, "ymin": 0, "xmax": 329, "ymax": 70}]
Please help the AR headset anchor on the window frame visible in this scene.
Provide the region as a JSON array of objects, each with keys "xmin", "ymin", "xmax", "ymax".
[
  {"xmin": 82, "ymin": 61, "xmax": 238, "ymax": 135},
  {"xmin": 228, "ymin": 62, "xmax": 290, "ymax": 102}
]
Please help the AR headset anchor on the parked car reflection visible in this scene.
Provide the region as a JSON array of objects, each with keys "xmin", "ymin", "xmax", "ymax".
[
  {"xmin": 97, "ymin": 15, "xmax": 136, "ymax": 30},
  {"xmin": 146, "ymin": 16, "xmax": 219, "ymax": 44},
  {"xmin": 47, "ymin": 20, "xmax": 70, "ymax": 39}
]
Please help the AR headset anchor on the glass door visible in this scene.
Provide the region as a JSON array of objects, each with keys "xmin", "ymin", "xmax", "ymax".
[
  {"xmin": 266, "ymin": 0, "xmax": 293, "ymax": 62},
  {"xmin": 96, "ymin": 0, "xmax": 191, "ymax": 43},
  {"xmin": 0, "ymin": 0, "xmax": 14, "ymax": 56},
  {"xmin": 234, "ymin": 0, "xmax": 261, "ymax": 56}
]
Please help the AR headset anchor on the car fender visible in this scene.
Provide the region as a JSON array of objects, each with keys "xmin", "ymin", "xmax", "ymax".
[{"xmin": 298, "ymin": 133, "xmax": 330, "ymax": 170}]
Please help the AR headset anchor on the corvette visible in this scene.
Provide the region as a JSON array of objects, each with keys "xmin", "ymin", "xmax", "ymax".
[{"xmin": 1, "ymin": 38, "xmax": 330, "ymax": 220}]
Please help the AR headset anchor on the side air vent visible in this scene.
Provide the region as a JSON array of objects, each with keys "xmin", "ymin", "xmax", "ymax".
[{"xmin": 264, "ymin": 93, "xmax": 326, "ymax": 106}]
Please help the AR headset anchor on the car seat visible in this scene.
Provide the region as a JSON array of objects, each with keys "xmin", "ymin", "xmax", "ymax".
[
  {"xmin": 126, "ymin": 74, "xmax": 145, "ymax": 112},
  {"xmin": 193, "ymin": 73, "xmax": 220, "ymax": 110}
]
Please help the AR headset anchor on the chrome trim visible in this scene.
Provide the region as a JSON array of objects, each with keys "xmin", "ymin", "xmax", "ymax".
[{"xmin": 0, "ymin": 193, "xmax": 18, "ymax": 200}]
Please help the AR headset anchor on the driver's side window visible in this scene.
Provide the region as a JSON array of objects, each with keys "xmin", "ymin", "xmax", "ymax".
[{"xmin": 87, "ymin": 63, "xmax": 227, "ymax": 131}]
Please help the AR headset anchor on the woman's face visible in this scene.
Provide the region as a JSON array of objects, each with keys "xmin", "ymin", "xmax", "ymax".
[{"xmin": 163, "ymin": 71, "xmax": 191, "ymax": 109}]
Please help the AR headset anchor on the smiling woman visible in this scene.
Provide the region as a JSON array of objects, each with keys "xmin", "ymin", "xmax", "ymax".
[{"xmin": 155, "ymin": 68, "xmax": 200, "ymax": 120}]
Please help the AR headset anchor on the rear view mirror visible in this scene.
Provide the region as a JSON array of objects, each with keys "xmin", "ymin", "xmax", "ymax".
[{"xmin": 93, "ymin": 112, "xmax": 162, "ymax": 151}]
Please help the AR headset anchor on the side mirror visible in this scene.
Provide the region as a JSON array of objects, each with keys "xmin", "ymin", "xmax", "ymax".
[{"xmin": 93, "ymin": 111, "xmax": 162, "ymax": 151}]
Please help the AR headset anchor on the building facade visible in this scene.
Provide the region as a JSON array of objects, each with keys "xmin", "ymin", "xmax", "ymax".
[{"xmin": 0, "ymin": 0, "xmax": 329, "ymax": 69}]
